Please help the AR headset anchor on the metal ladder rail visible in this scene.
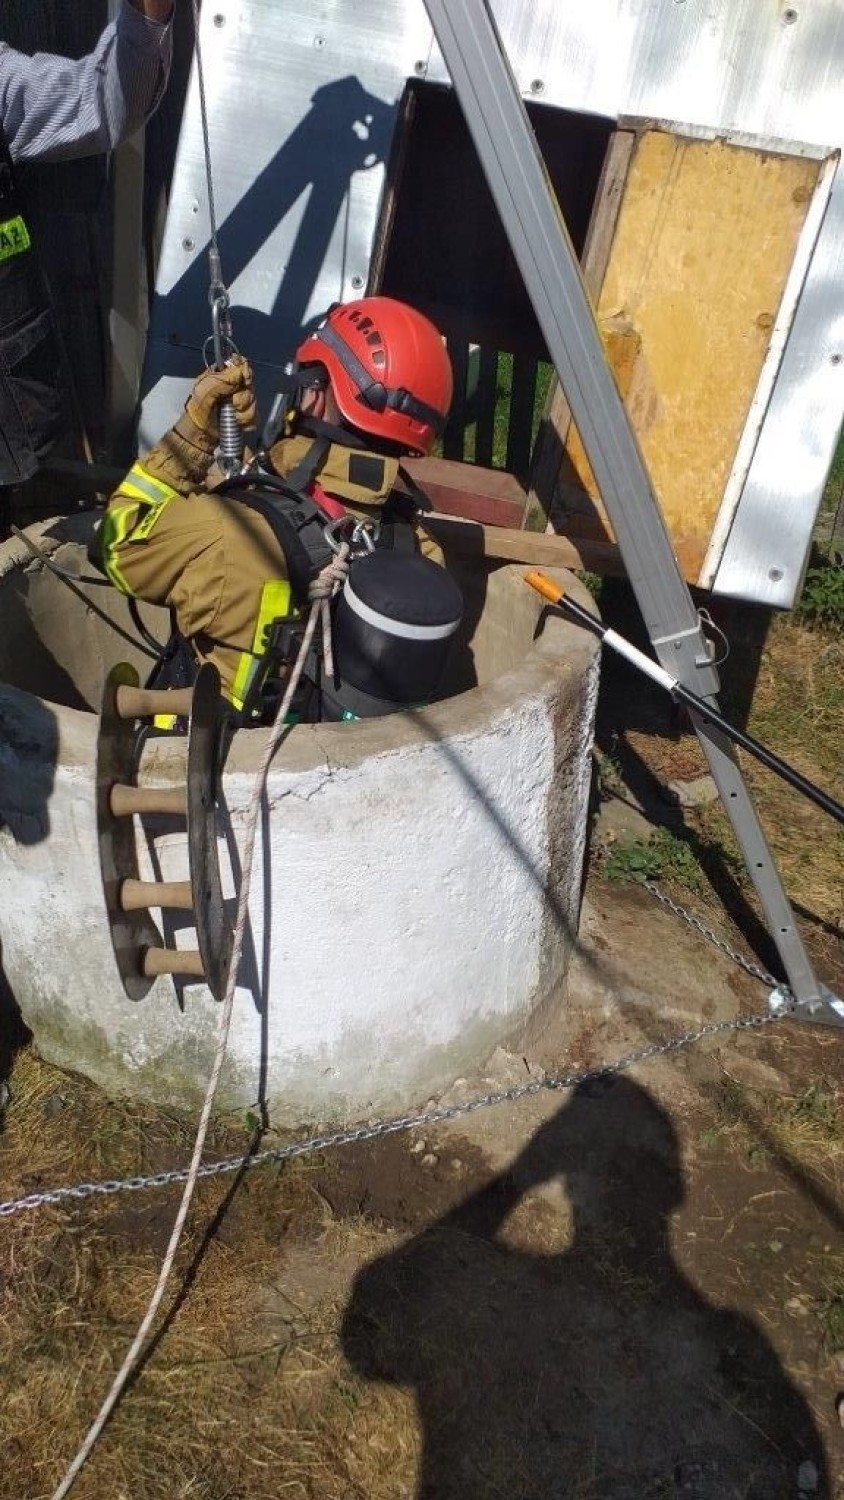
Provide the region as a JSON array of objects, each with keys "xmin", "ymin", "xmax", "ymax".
[{"xmin": 423, "ymin": 0, "xmax": 841, "ymax": 1022}]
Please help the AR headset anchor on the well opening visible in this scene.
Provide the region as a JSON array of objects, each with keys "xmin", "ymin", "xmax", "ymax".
[
  {"xmin": 0, "ymin": 516, "xmax": 557, "ymax": 722},
  {"xmin": 0, "ymin": 517, "xmax": 600, "ymax": 1119}
]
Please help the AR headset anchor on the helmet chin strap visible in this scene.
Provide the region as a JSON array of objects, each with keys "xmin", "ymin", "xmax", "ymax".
[
  {"xmin": 259, "ymin": 366, "xmax": 331, "ymax": 452},
  {"xmin": 294, "ymin": 412, "xmax": 369, "ymax": 448}
]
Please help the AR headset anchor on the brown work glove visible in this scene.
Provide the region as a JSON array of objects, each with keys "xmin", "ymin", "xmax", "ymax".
[{"xmin": 183, "ymin": 356, "xmax": 257, "ymax": 448}]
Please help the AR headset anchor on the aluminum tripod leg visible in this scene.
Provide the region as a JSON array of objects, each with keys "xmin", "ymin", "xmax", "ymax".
[{"xmin": 423, "ymin": 0, "xmax": 841, "ymax": 1021}]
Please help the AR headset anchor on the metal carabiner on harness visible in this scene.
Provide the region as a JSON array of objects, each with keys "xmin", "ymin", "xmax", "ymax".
[{"xmin": 324, "ymin": 514, "xmax": 377, "ymax": 558}]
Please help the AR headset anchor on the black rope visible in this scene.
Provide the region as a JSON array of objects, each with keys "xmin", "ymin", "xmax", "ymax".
[{"xmin": 11, "ymin": 526, "xmax": 161, "ymax": 661}]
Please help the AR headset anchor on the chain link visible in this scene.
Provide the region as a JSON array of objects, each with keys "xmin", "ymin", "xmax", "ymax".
[
  {"xmin": 644, "ymin": 882, "xmax": 784, "ymax": 990},
  {"xmin": 0, "ymin": 1008, "xmax": 778, "ymax": 1221}
]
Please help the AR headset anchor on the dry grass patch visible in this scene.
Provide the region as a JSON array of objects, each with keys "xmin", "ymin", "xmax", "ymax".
[
  {"xmin": 0, "ymin": 1047, "xmax": 424, "ymax": 1500},
  {"xmin": 596, "ymin": 610, "xmax": 843, "ymax": 994}
]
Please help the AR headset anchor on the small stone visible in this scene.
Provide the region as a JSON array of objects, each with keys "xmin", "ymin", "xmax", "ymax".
[
  {"xmin": 798, "ymin": 1459, "xmax": 818, "ymax": 1492},
  {"xmin": 410, "ymin": 1139, "xmax": 426, "ymax": 1155},
  {"xmin": 836, "ymin": 1393, "xmax": 844, "ymax": 1428},
  {"xmin": 786, "ymin": 1297, "xmax": 810, "ymax": 1317},
  {"xmin": 419, "ymin": 1153, "xmax": 438, "ymax": 1169},
  {"xmin": 768, "ymin": 1240, "xmax": 784, "ymax": 1254},
  {"xmin": 43, "ymin": 1093, "xmax": 65, "ymax": 1118},
  {"xmin": 450, "ymin": 1158, "xmax": 463, "ymax": 1172}
]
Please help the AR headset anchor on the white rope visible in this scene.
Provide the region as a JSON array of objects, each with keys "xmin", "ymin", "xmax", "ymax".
[
  {"xmin": 50, "ymin": 583, "xmax": 336, "ymax": 1499},
  {"xmin": 307, "ymin": 549, "xmax": 350, "ymax": 680}
]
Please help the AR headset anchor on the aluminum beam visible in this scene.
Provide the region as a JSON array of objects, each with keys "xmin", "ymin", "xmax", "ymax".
[{"xmin": 423, "ymin": 0, "xmax": 840, "ymax": 1019}]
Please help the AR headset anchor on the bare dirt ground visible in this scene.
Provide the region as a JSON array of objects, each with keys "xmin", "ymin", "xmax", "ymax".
[
  {"xmin": 2, "ymin": 878, "xmax": 843, "ymax": 1499},
  {"xmin": 1, "ymin": 596, "xmax": 842, "ymax": 1500}
]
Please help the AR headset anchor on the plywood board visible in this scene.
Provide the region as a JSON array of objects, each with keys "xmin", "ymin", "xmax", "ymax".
[{"xmin": 536, "ymin": 128, "xmax": 822, "ymax": 583}]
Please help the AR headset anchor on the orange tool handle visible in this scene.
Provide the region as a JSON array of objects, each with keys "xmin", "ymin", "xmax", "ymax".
[{"xmin": 524, "ymin": 570, "xmax": 565, "ymax": 607}]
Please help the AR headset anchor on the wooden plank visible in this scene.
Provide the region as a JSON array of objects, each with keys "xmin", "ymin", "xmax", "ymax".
[
  {"xmin": 443, "ymin": 336, "xmax": 469, "ymax": 460},
  {"xmin": 505, "ymin": 354, "xmax": 538, "ymax": 479},
  {"xmin": 42, "ymin": 452, "xmax": 534, "ymax": 532},
  {"xmin": 537, "ymin": 128, "xmax": 822, "ymax": 582},
  {"xmin": 369, "ymin": 85, "xmax": 418, "ymax": 294},
  {"xmin": 402, "ymin": 456, "xmax": 528, "ymax": 528},
  {"xmin": 424, "ymin": 513, "xmax": 626, "ymax": 574},
  {"xmin": 425, "ymin": 512, "xmax": 704, "ymax": 580},
  {"xmin": 529, "ymin": 130, "xmax": 635, "ymax": 519},
  {"xmin": 474, "ymin": 348, "xmax": 498, "ymax": 467}
]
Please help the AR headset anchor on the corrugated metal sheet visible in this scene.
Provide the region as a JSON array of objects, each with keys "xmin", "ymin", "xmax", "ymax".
[{"xmin": 136, "ymin": 0, "xmax": 844, "ymax": 605}]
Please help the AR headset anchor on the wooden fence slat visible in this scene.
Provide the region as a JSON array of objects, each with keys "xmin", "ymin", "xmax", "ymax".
[
  {"xmin": 506, "ymin": 354, "xmax": 538, "ymax": 480},
  {"xmin": 474, "ymin": 348, "xmax": 498, "ymax": 466},
  {"xmin": 442, "ymin": 337, "xmax": 470, "ymax": 461}
]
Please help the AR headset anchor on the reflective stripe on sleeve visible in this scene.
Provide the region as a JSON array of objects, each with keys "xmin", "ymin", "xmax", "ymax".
[
  {"xmin": 100, "ymin": 502, "xmax": 140, "ymax": 594},
  {"xmin": 118, "ymin": 465, "xmax": 179, "ymax": 508},
  {"xmin": 101, "ymin": 466, "xmax": 179, "ymax": 594}
]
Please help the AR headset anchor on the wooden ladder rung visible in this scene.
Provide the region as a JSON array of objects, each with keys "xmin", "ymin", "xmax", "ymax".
[
  {"xmin": 115, "ymin": 684, "xmax": 195, "ymax": 721},
  {"xmin": 120, "ymin": 879, "xmax": 195, "ymax": 912},
  {"xmin": 142, "ymin": 947, "xmax": 205, "ymax": 979},
  {"xmin": 110, "ymin": 783, "xmax": 188, "ymax": 818}
]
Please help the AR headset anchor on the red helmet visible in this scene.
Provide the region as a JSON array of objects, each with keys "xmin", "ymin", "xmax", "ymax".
[{"xmin": 294, "ymin": 296, "xmax": 453, "ymax": 455}]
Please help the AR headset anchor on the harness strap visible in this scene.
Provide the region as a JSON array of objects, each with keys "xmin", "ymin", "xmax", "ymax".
[
  {"xmin": 281, "ymin": 433, "xmax": 330, "ymax": 491},
  {"xmin": 217, "ymin": 471, "xmax": 336, "ymax": 605}
]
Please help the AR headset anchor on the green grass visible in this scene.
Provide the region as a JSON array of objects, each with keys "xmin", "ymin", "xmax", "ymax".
[
  {"xmin": 459, "ymin": 353, "xmax": 554, "ymax": 471},
  {"xmin": 795, "ymin": 542, "xmax": 844, "ymax": 631},
  {"xmin": 602, "ymin": 826, "xmax": 708, "ymax": 894}
]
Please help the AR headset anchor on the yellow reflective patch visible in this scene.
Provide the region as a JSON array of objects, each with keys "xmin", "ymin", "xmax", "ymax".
[
  {"xmin": 0, "ymin": 215, "xmax": 31, "ymax": 263},
  {"xmin": 231, "ymin": 580, "xmax": 297, "ymax": 711},
  {"xmin": 251, "ymin": 579, "xmax": 294, "ymax": 653},
  {"xmin": 129, "ymin": 499, "xmax": 169, "ymax": 541},
  {"xmin": 229, "ymin": 660, "xmax": 249, "ymax": 713},
  {"xmin": 100, "ymin": 503, "xmax": 140, "ymax": 595}
]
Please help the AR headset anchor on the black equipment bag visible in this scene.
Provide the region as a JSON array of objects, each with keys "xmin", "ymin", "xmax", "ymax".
[{"xmin": 0, "ymin": 128, "xmax": 67, "ymax": 486}]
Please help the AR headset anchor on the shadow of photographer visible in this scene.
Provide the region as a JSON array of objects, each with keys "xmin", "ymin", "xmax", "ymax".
[{"xmin": 342, "ymin": 1075, "xmax": 828, "ymax": 1499}]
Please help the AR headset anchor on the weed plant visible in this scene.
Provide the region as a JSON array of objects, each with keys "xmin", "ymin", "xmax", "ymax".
[{"xmin": 795, "ymin": 543, "xmax": 844, "ymax": 632}]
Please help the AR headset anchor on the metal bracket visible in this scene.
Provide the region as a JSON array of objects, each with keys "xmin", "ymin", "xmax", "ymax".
[
  {"xmin": 769, "ymin": 983, "xmax": 844, "ymax": 1028},
  {"xmin": 651, "ymin": 622, "xmax": 719, "ymax": 673},
  {"xmin": 423, "ymin": 0, "xmax": 834, "ymax": 1021}
]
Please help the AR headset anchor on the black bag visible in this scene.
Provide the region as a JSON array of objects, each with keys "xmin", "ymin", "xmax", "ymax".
[{"xmin": 0, "ymin": 128, "xmax": 67, "ymax": 485}]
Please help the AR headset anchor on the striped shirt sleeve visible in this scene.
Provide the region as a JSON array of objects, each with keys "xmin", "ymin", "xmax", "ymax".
[{"xmin": 0, "ymin": 1, "xmax": 174, "ymax": 164}]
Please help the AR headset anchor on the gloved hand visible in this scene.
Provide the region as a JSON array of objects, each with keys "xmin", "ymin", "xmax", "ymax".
[{"xmin": 184, "ymin": 356, "xmax": 256, "ymax": 442}]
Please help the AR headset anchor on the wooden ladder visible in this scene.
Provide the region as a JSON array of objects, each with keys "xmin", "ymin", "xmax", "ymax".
[{"xmin": 96, "ymin": 662, "xmax": 235, "ymax": 1002}]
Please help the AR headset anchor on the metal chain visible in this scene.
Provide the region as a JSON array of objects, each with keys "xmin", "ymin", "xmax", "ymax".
[
  {"xmin": 643, "ymin": 882, "xmax": 784, "ymax": 990},
  {"xmin": 0, "ymin": 1008, "xmax": 778, "ymax": 1221}
]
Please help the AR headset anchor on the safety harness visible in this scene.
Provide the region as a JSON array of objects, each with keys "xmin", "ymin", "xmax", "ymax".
[
  {"xmin": 101, "ymin": 425, "xmax": 424, "ymax": 724},
  {"xmin": 213, "ymin": 441, "xmax": 421, "ymax": 720}
]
